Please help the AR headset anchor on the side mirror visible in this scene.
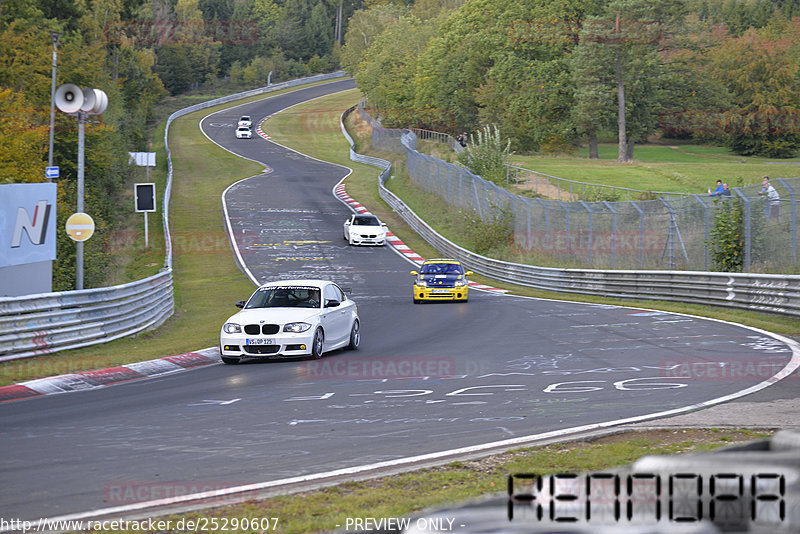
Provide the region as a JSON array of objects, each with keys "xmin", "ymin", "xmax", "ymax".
[
  {"xmin": 410, "ymin": 271, "xmax": 418, "ymax": 276},
  {"xmin": 235, "ymin": 300, "xmax": 246, "ymax": 308},
  {"xmin": 465, "ymin": 271, "xmax": 474, "ymax": 276},
  {"xmin": 325, "ymin": 299, "xmax": 341, "ymax": 308}
]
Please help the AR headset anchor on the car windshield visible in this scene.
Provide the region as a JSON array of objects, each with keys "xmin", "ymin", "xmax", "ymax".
[
  {"xmin": 353, "ymin": 216, "xmax": 380, "ymax": 226},
  {"xmin": 420, "ymin": 263, "xmax": 462, "ymax": 275},
  {"xmin": 246, "ymin": 286, "xmax": 321, "ymax": 308},
  {"xmin": 237, "ymin": 126, "xmax": 249, "ymax": 130}
]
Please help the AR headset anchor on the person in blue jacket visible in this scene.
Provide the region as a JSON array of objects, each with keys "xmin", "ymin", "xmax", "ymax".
[{"xmin": 708, "ymin": 179, "xmax": 724, "ymax": 196}]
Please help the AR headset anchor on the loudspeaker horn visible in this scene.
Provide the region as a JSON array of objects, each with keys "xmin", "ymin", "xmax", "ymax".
[
  {"xmin": 91, "ymin": 89, "xmax": 108, "ymax": 114},
  {"xmin": 79, "ymin": 88, "xmax": 96, "ymax": 112},
  {"xmin": 55, "ymin": 83, "xmax": 83, "ymax": 113}
]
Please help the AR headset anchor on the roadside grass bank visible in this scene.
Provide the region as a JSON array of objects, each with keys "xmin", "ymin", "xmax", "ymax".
[
  {"xmin": 0, "ymin": 81, "xmax": 339, "ymax": 387},
  {"xmin": 83, "ymin": 429, "xmax": 772, "ymax": 534},
  {"xmin": 510, "ymin": 143, "xmax": 800, "ymax": 195}
]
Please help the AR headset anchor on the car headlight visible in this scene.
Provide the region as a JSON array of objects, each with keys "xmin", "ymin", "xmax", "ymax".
[
  {"xmin": 284, "ymin": 322, "xmax": 311, "ymax": 333},
  {"xmin": 454, "ymin": 280, "xmax": 466, "ymax": 287},
  {"xmin": 416, "ymin": 279, "xmax": 427, "ymax": 288},
  {"xmin": 223, "ymin": 323, "xmax": 242, "ymax": 334}
]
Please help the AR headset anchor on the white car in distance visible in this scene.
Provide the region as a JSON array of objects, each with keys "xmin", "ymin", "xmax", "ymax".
[
  {"xmin": 235, "ymin": 125, "xmax": 252, "ymax": 139},
  {"xmin": 343, "ymin": 213, "xmax": 387, "ymax": 246},
  {"xmin": 219, "ymin": 280, "xmax": 359, "ymax": 364},
  {"xmin": 237, "ymin": 115, "xmax": 252, "ymax": 127}
]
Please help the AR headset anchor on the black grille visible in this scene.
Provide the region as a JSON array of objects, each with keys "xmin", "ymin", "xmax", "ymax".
[
  {"xmin": 243, "ymin": 345, "xmax": 281, "ymax": 355},
  {"xmin": 244, "ymin": 324, "xmax": 280, "ymax": 335}
]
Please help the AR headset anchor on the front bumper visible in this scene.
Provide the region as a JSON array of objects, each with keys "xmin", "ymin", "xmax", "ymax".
[
  {"xmin": 413, "ymin": 284, "xmax": 469, "ymax": 301},
  {"xmin": 349, "ymin": 233, "xmax": 386, "ymax": 246},
  {"xmin": 220, "ymin": 331, "xmax": 314, "ymax": 359}
]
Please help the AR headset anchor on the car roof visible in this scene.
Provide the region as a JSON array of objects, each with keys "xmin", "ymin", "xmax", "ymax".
[
  {"xmin": 423, "ymin": 258, "xmax": 460, "ymax": 264},
  {"xmin": 237, "ymin": 125, "xmax": 250, "ymax": 129},
  {"xmin": 257, "ymin": 279, "xmax": 334, "ymax": 289}
]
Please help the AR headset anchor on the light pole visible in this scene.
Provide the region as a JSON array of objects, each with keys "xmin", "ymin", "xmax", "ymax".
[
  {"xmin": 48, "ymin": 32, "xmax": 60, "ymax": 176},
  {"xmin": 54, "ymin": 84, "xmax": 108, "ymax": 290}
]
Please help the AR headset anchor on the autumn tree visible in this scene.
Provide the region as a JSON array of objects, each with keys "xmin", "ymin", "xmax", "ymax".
[
  {"xmin": 0, "ymin": 89, "xmax": 48, "ymax": 184},
  {"xmin": 707, "ymin": 18, "xmax": 800, "ymax": 157}
]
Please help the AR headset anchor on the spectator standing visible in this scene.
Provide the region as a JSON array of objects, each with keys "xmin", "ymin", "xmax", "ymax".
[
  {"xmin": 759, "ymin": 176, "xmax": 781, "ymax": 218},
  {"xmin": 708, "ymin": 180, "xmax": 724, "ymax": 196},
  {"xmin": 721, "ymin": 183, "xmax": 732, "ymax": 196}
]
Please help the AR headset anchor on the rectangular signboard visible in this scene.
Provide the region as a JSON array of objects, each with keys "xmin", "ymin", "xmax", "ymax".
[
  {"xmin": 128, "ymin": 152, "xmax": 156, "ymax": 167},
  {"xmin": 135, "ymin": 183, "xmax": 156, "ymax": 212},
  {"xmin": 0, "ymin": 183, "xmax": 57, "ymax": 268}
]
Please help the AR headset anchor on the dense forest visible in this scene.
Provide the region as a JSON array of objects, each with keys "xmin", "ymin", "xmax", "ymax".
[
  {"xmin": 3, "ymin": 0, "xmax": 800, "ymax": 289},
  {"xmin": 343, "ymin": 0, "xmax": 800, "ymax": 160}
]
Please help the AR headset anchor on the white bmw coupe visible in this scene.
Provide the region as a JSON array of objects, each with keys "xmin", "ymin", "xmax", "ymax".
[{"xmin": 220, "ymin": 280, "xmax": 359, "ymax": 364}]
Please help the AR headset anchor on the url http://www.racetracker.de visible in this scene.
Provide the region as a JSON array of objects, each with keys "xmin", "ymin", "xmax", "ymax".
[{"xmin": 0, "ymin": 516, "xmax": 280, "ymax": 533}]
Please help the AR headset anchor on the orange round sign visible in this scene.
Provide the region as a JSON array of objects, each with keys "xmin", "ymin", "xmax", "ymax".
[{"xmin": 65, "ymin": 212, "xmax": 95, "ymax": 242}]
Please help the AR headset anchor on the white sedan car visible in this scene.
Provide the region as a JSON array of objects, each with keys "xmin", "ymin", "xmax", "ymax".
[
  {"xmin": 235, "ymin": 125, "xmax": 252, "ymax": 139},
  {"xmin": 237, "ymin": 115, "xmax": 252, "ymax": 127},
  {"xmin": 219, "ymin": 280, "xmax": 359, "ymax": 364},
  {"xmin": 343, "ymin": 213, "xmax": 387, "ymax": 246}
]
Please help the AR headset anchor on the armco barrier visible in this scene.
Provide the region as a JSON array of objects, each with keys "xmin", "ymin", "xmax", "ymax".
[
  {"xmin": 341, "ymin": 107, "xmax": 800, "ymax": 318},
  {"xmin": 0, "ymin": 270, "xmax": 173, "ymax": 362},
  {"xmin": 0, "ymin": 72, "xmax": 347, "ymax": 362}
]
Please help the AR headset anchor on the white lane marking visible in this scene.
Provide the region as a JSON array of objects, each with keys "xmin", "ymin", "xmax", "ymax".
[{"xmin": 189, "ymin": 399, "xmax": 241, "ymax": 406}]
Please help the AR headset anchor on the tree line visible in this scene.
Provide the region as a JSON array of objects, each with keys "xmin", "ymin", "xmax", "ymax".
[
  {"xmin": 1, "ymin": 0, "xmax": 359, "ymax": 290},
  {"xmin": 343, "ymin": 0, "xmax": 800, "ymax": 161}
]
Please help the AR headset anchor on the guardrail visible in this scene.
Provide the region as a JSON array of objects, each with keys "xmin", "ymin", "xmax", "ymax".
[
  {"xmin": 0, "ymin": 72, "xmax": 348, "ymax": 363},
  {"xmin": 342, "ymin": 107, "xmax": 800, "ymax": 318}
]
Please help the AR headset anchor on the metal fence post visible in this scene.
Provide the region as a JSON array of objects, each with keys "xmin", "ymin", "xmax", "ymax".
[
  {"xmin": 580, "ymin": 200, "xmax": 593, "ymax": 264},
  {"xmin": 558, "ymin": 200, "xmax": 570, "ymax": 255},
  {"xmin": 526, "ymin": 197, "xmax": 532, "ymax": 250},
  {"xmin": 733, "ymin": 188, "xmax": 752, "ymax": 271},
  {"xmin": 692, "ymin": 194, "xmax": 711, "ymax": 271},
  {"xmin": 537, "ymin": 198, "xmax": 550, "ymax": 248},
  {"xmin": 631, "ymin": 201, "xmax": 644, "ymax": 268},
  {"xmin": 659, "ymin": 198, "xmax": 689, "ymax": 269},
  {"xmin": 777, "ymin": 178, "xmax": 796, "ymax": 265},
  {"xmin": 446, "ymin": 163, "xmax": 452, "ymax": 203},
  {"xmin": 603, "ymin": 201, "xmax": 618, "ymax": 268}
]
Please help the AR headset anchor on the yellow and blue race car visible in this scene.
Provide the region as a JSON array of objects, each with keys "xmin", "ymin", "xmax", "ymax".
[{"xmin": 411, "ymin": 259, "xmax": 473, "ymax": 303}]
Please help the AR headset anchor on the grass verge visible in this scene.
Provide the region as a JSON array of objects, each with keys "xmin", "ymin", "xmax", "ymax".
[{"xmin": 82, "ymin": 428, "xmax": 773, "ymax": 533}]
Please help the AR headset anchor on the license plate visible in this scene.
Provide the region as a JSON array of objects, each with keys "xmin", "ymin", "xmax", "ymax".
[
  {"xmin": 246, "ymin": 338, "xmax": 275, "ymax": 345},
  {"xmin": 432, "ymin": 289, "xmax": 451, "ymax": 294}
]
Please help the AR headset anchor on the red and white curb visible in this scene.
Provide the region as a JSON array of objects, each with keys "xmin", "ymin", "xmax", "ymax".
[
  {"xmin": 332, "ymin": 183, "xmax": 506, "ymax": 293},
  {"xmin": 0, "ymin": 347, "xmax": 220, "ymax": 404},
  {"xmin": 255, "ymin": 113, "xmax": 277, "ymax": 140}
]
